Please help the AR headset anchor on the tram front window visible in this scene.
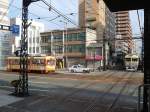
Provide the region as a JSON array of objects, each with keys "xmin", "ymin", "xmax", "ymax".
[{"xmin": 125, "ymin": 58, "xmax": 131, "ymax": 62}]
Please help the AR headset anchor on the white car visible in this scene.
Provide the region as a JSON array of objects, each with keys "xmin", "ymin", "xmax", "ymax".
[{"xmin": 68, "ymin": 65, "xmax": 90, "ymax": 73}]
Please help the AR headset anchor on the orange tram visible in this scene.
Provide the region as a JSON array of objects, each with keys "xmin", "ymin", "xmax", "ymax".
[{"xmin": 7, "ymin": 56, "xmax": 56, "ymax": 73}]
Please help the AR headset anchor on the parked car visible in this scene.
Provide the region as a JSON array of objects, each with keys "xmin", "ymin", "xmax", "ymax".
[{"xmin": 68, "ymin": 65, "xmax": 90, "ymax": 73}]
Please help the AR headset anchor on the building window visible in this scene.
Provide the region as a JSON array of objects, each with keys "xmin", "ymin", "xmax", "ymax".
[
  {"xmin": 36, "ymin": 47, "xmax": 39, "ymax": 53},
  {"xmin": 29, "ymin": 38, "xmax": 32, "ymax": 43},
  {"xmin": 66, "ymin": 44, "xmax": 85, "ymax": 53},
  {"xmin": 41, "ymin": 36, "xmax": 48, "ymax": 43},
  {"xmin": 36, "ymin": 37, "xmax": 39, "ymax": 43},
  {"xmin": 29, "ymin": 47, "xmax": 31, "ymax": 53},
  {"xmin": 33, "ymin": 38, "xmax": 35, "ymax": 43},
  {"xmin": 78, "ymin": 32, "xmax": 85, "ymax": 41},
  {"xmin": 33, "ymin": 47, "xmax": 35, "ymax": 53}
]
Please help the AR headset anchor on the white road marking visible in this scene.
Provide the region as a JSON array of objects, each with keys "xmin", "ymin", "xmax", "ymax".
[
  {"xmin": 0, "ymin": 85, "xmax": 50, "ymax": 92},
  {"xmin": 28, "ymin": 81, "xmax": 49, "ymax": 84}
]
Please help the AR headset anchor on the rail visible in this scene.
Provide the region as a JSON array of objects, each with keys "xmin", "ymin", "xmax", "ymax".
[{"xmin": 138, "ymin": 84, "xmax": 150, "ymax": 112}]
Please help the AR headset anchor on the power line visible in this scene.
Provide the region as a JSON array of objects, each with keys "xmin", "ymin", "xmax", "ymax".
[
  {"xmin": 0, "ymin": 1, "xmax": 62, "ymax": 28},
  {"xmin": 41, "ymin": 0, "xmax": 78, "ymax": 26}
]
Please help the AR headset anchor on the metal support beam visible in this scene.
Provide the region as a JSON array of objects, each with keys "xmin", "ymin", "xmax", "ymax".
[
  {"xmin": 15, "ymin": 0, "xmax": 40, "ymax": 96},
  {"xmin": 143, "ymin": 8, "xmax": 150, "ymax": 112},
  {"xmin": 103, "ymin": 31, "xmax": 106, "ymax": 71}
]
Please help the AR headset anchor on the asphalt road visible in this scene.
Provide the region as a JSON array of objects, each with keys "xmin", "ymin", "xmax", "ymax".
[{"xmin": 0, "ymin": 70, "xmax": 143, "ymax": 112}]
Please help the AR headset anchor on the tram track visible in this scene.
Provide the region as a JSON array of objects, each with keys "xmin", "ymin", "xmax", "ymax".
[
  {"xmin": 47, "ymin": 71, "xmax": 118, "ymax": 112},
  {"xmin": 104, "ymin": 72, "xmax": 133, "ymax": 112},
  {"xmin": 0, "ymin": 71, "xmax": 142, "ymax": 112},
  {"xmin": 82, "ymin": 71, "xmax": 132, "ymax": 112}
]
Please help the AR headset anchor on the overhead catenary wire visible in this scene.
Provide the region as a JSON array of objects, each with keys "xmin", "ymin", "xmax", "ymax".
[
  {"xmin": 1, "ymin": 0, "xmax": 140, "ymax": 45},
  {"xmin": 41, "ymin": 0, "xmax": 78, "ymax": 26},
  {"xmin": 0, "ymin": 1, "xmax": 62, "ymax": 28}
]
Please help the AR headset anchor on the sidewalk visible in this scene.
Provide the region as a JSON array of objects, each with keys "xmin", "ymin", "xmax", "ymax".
[{"xmin": 0, "ymin": 89, "xmax": 23, "ymax": 107}]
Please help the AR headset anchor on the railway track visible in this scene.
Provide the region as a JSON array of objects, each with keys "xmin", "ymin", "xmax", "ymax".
[
  {"xmin": 0, "ymin": 71, "xmax": 142, "ymax": 112},
  {"xmin": 82, "ymin": 72, "xmax": 133, "ymax": 112},
  {"xmin": 104, "ymin": 72, "xmax": 133, "ymax": 112},
  {"xmin": 44, "ymin": 70, "xmax": 118, "ymax": 112}
]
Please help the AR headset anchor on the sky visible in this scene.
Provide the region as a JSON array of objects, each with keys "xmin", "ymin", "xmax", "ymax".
[
  {"xmin": 8, "ymin": 0, "xmax": 78, "ymax": 30},
  {"xmin": 8, "ymin": 0, "xmax": 144, "ymax": 54}
]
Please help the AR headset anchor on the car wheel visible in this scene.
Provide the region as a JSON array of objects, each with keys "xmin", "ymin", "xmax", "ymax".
[{"xmin": 71, "ymin": 70, "xmax": 74, "ymax": 73}]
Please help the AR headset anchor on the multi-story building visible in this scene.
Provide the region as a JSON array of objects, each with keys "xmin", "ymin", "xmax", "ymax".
[
  {"xmin": 79, "ymin": 0, "xmax": 116, "ymax": 66},
  {"xmin": 40, "ymin": 28, "xmax": 103, "ymax": 68},
  {"xmin": 79, "ymin": 0, "xmax": 106, "ymax": 40},
  {"xmin": 10, "ymin": 18, "xmax": 44, "ymax": 56},
  {"xmin": 0, "ymin": 0, "xmax": 12, "ymax": 70},
  {"xmin": 0, "ymin": 0, "xmax": 9, "ymax": 25},
  {"xmin": 115, "ymin": 11, "xmax": 133, "ymax": 53}
]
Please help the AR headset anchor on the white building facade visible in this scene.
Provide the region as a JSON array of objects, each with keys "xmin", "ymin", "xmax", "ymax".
[
  {"xmin": 0, "ymin": 0, "xmax": 12, "ymax": 70},
  {"xmin": 10, "ymin": 18, "xmax": 44, "ymax": 56}
]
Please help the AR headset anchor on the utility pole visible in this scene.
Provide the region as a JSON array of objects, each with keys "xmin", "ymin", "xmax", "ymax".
[
  {"xmin": 141, "ymin": 27, "xmax": 144, "ymax": 72},
  {"xmin": 103, "ymin": 30, "xmax": 106, "ymax": 71},
  {"xmin": 14, "ymin": 0, "xmax": 40, "ymax": 96},
  {"xmin": 143, "ymin": 9, "xmax": 150, "ymax": 112},
  {"xmin": 60, "ymin": 20, "xmax": 68, "ymax": 68},
  {"xmin": 93, "ymin": 48, "xmax": 96, "ymax": 71}
]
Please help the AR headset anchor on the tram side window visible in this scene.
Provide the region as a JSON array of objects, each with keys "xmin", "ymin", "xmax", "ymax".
[
  {"xmin": 47, "ymin": 60, "xmax": 55, "ymax": 66},
  {"xmin": 32, "ymin": 59, "xmax": 45, "ymax": 65},
  {"xmin": 11, "ymin": 59, "xmax": 19, "ymax": 65},
  {"xmin": 40, "ymin": 59, "xmax": 45, "ymax": 65}
]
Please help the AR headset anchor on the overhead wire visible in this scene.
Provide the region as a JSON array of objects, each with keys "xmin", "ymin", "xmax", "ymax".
[
  {"xmin": 41, "ymin": 0, "xmax": 78, "ymax": 26},
  {"xmin": 0, "ymin": 1, "xmax": 62, "ymax": 28}
]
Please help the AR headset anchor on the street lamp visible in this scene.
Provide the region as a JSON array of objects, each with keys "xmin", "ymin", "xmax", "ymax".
[{"xmin": 59, "ymin": 20, "xmax": 68, "ymax": 68}]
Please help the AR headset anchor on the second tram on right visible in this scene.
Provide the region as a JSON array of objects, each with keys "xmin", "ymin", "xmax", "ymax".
[{"xmin": 125, "ymin": 54, "xmax": 139, "ymax": 71}]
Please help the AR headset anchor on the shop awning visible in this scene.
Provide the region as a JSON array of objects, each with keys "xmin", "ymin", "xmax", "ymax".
[{"xmin": 86, "ymin": 55, "xmax": 103, "ymax": 61}]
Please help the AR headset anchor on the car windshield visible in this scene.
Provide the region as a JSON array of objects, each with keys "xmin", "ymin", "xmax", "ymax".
[{"xmin": 73, "ymin": 65, "xmax": 77, "ymax": 68}]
